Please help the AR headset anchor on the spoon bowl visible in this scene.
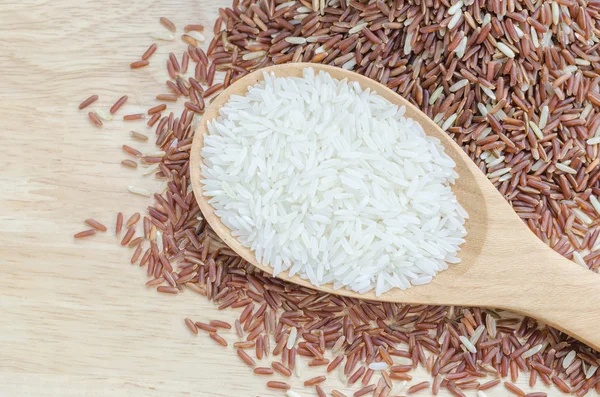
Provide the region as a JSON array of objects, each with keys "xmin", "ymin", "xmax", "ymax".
[{"xmin": 191, "ymin": 63, "xmax": 600, "ymax": 350}]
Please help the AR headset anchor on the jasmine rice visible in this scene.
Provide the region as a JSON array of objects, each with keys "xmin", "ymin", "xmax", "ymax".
[{"xmin": 201, "ymin": 68, "xmax": 467, "ymax": 296}]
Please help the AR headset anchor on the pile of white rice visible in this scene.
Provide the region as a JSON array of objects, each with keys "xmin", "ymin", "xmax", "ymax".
[{"xmin": 201, "ymin": 68, "xmax": 467, "ymax": 296}]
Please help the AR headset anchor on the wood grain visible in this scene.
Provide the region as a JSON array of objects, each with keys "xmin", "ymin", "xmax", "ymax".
[{"xmin": 0, "ymin": 0, "xmax": 569, "ymax": 396}]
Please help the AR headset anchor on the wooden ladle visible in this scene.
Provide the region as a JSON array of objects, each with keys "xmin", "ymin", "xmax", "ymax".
[{"xmin": 190, "ymin": 63, "xmax": 600, "ymax": 350}]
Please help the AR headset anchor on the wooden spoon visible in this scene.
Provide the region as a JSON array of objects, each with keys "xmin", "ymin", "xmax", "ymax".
[{"xmin": 190, "ymin": 63, "xmax": 600, "ymax": 350}]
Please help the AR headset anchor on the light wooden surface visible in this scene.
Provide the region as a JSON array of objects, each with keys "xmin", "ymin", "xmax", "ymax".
[
  {"xmin": 0, "ymin": 1, "xmax": 571, "ymax": 396},
  {"xmin": 191, "ymin": 63, "xmax": 600, "ymax": 351}
]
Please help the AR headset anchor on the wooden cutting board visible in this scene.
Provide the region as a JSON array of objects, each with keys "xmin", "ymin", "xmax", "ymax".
[{"xmin": 0, "ymin": 1, "xmax": 559, "ymax": 395}]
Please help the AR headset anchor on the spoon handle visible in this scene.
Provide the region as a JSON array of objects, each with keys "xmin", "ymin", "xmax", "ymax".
[{"xmin": 501, "ymin": 247, "xmax": 600, "ymax": 351}]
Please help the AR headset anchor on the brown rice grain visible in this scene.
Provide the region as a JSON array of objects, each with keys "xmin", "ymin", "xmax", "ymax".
[
  {"xmin": 237, "ymin": 348, "xmax": 256, "ymax": 367},
  {"xmin": 141, "ymin": 43, "xmax": 157, "ymax": 60},
  {"xmin": 316, "ymin": 385, "xmax": 326, "ymax": 397},
  {"xmin": 121, "ymin": 159, "xmax": 138, "ymax": 168},
  {"xmin": 156, "ymin": 94, "xmax": 178, "ymax": 102},
  {"xmin": 126, "ymin": 212, "xmax": 140, "ymax": 227},
  {"xmin": 156, "ymin": 286, "xmax": 178, "ymax": 294},
  {"xmin": 254, "ymin": 367, "xmax": 274, "ymax": 375},
  {"xmin": 184, "ymin": 24, "xmax": 204, "ymax": 32},
  {"xmin": 110, "ymin": 95, "xmax": 128, "ymax": 114},
  {"xmin": 408, "ymin": 381, "xmax": 431, "ymax": 394},
  {"xmin": 120, "ymin": 226, "xmax": 135, "ymax": 246},
  {"xmin": 304, "ymin": 376, "xmax": 326, "ymax": 386},
  {"xmin": 148, "ymin": 104, "xmax": 167, "ymax": 115},
  {"xmin": 115, "ymin": 212, "xmax": 123, "ymax": 235},
  {"xmin": 160, "ymin": 17, "xmax": 176, "ymax": 32},
  {"xmin": 185, "ymin": 318, "xmax": 198, "ymax": 334},
  {"xmin": 354, "ymin": 385, "xmax": 376, "ymax": 397},
  {"xmin": 266, "ymin": 381, "xmax": 290, "ymax": 390},
  {"xmin": 74, "ymin": 229, "xmax": 96, "ymax": 238},
  {"xmin": 88, "ymin": 112, "xmax": 102, "ymax": 127},
  {"xmin": 209, "ymin": 332, "xmax": 228, "ymax": 347},
  {"xmin": 85, "ymin": 219, "xmax": 107, "ymax": 232},
  {"xmin": 79, "ymin": 95, "xmax": 98, "ymax": 110},
  {"xmin": 210, "ymin": 320, "xmax": 232, "ymax": 329},
  {"xmin": 123, "ymin": 113, "xmax": 145, "ymax": 121},
  {"xmin": 505, "ymin": 381, "xmax": 526, "ymax": 396},
  {"xmin": 272, "ymin": 361, "xmax": 292, "ymax": 377},
  {"xmin": 130, "ymin": 60, "xmax": 150, "ymax": 69},
  {"xmin": 122, "ymin": 145, "xmax": 142, "ymax": 157}
]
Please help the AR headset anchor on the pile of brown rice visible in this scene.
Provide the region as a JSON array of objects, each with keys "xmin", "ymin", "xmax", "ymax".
[{"xmin": 75, "ymin": 0, "xmax": 600, "ymax": 396}]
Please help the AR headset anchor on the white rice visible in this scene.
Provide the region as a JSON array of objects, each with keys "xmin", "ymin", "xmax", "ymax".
[
  {"xmin": 496, "ymin": 42, "xmax": 515, "ymax": 58},
  {"xmin": 201, "ymin": 68, "xmax": 467, "ymax": 296},
  {"xmin": 563, "ymin": 350, "xmax": 577, "ymax": 368},
  {"xmin": 286, "ymin": 327, "xmax": 298, "ymax": 349},
  {"xmin": 459, "ymin": 335, "xmax": 477, "ymax": 353},
  {"xmin": 368, "ymin": 362, "xmax": 389, "ymax": 370}
]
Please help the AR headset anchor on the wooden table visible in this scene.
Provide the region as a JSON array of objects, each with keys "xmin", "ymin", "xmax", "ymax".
[{"xmin": 0, "ymin": 1, "xmax": 558, "ymax": 395}]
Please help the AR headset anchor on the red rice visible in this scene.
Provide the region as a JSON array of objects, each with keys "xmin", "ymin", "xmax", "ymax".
[
  {"xmin": 109, "ymin": 95, "xmax": 128, "ymax": 114},
  {"xmin": 79, "ymin": 3, "xmax": 600, "ymax": 397},
  {"xmin": 237, "ymin": 348, "xmax": 256, "ymax": 367},
  {"xmin": 184, "ymin": 24, "xmax": 204, "ymax": 32},
  {"xmin": 85, "ymin": 219, "xmax": 107, "ymax": 232},
  {"xmin": 123, "ymin": 114, "xmax": 145, "ymax": 121},
  {"xmin": 120, "ymin": 226, "xmax": 135, "ymax": 246},
  {"xmin": 78, "ymin": 95, "xmax": 98, "ymax": 110},
  {"xmin": 185, "ymin": 318, "xmax": 198, "ymax": 334},
  {"xmin": 266, "ymin": 381, "xmax": 290, "ymax": 390},
  {"xmin": 115, "ymin": 212, "xmax": 123, "ymax": 235},
  {"xmin": 121, "ymin": 159, "xmax": 138, "ymax": 168},
  {"xmin": 130, "ymin": 60, "xmax": 149, "ymax": 69},
  {"xmin": 305, "ymin": 376, "xmax": 326, "ymax": 386},
  {"xmin": 316, "ymin": 385, "xmax": 326, "ymax": 397},
  {"xmin": 408, "ymin": 381, "xmax": 431, "ymax": 394},
  {"xmin": 141, "ymin": 43, "xmax": 157, "ymax": 60},
  {"xmin": 126, "ymin": 212, "xmax": 140, "ymax": 227},
  {"xmin": 148, "ymin": 104, "xmax": 166, "ymax": 115},
  {"xmin": 160, "ymin": 17, "xmax": 176, "ymax": 32},
  {"xmin": 88, "ymin": 112, "xmax": 102, "ymax": 127},
  {"xmin": 209, "ymin": 332, "xmax": 228, "ymax": 347},
  {"xmin": 156, "ymin": 94, "xmax": 178, "ymax": 102},
  {"xmin": 74, "ymin": 229, "xmax": 96, "ymax": 238},
  {"xmin": 254, "ymin": 367, "xmax": 274, "ymax": 375},
  {"xmin": 122, "ymin": 145, "xmax": 142, "ymax": 157}
]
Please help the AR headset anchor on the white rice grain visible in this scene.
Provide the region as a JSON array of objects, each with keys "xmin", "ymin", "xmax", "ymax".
[
  {"xmin": 563, "ymin": 350, "xmax": 577, "ymax": 368},
  {"xmin": 459, "ymin": 335, "xmax": 477, "ymax": 353},
  {"xmin": 285, "ymin": 37, "xmax": 307, "ymax": 44},
  {"xmin": 529, "ymin": 121, "xmax": 544, "ymax": 140},
  {"xmin": 556, "ymin": 163, "xmax": 577, "ymax": 174},
  {"xmin": 201, "ymin": 69, "xmax": 467, "ymax": 295},
  {"xmin": 368, "ymin": 362, "xmax": 389, "ymax": 371},
  {"xmin": 449, "ymin": 79, "xmax": 469, "ymax": 92},
  {"xmin": 286, "ymin": 327, "xmax": 297, "ymax": 349},
  {"xmin": 522, "ymin": 344, "xmax": 543, "ymax": 358},
  {"xmin": 447, "ymin": 12, "xmax": 462, "ymax": 30},
  {"xmin": 150, "ymin": 32, "xmax": 175, "ymax": 41},
  {"xmin": 590, "ymin": 195, "xmax": 600, "ymax": 215},
  {"xmin": 496, "ymin": 42, "xmax": 515, "ymax": 58},
  {"xmin": 573, "ymin": 251, "xmax": 587, "ymax": 268},
  {"xmin": 573, "ymin": 208, "xmax": 592, "ymax": 224},
  {"xmin": 448, "ymin": 0, "xmax": 463, "ymax": 15},
  {"xmin": 587, "ymin": 137, "xmax": 600, "ymax": 145},
  {"xmin": 552, "ymin": 2, "xmax": 560, "ymax": 25},
  {"xmin": 539, "ymin": 105, "xmax": 549, "ymax": 129},
  {"xmin": 128, "ymin": 186, "xmax": 152, "ymax": 197},
  {"xmin": 442, "ymin": 113, "xmax": 458, "ymax": 131}
]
